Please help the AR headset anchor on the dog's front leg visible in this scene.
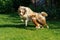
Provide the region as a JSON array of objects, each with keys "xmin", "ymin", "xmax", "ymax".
[{"xmin": 25, "ymin": 19, "xmax": 28, "ymax": 26}]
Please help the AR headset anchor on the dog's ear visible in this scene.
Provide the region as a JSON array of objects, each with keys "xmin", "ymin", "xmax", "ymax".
[
  {"xmin": 23, "ymin": 8, "xmax": 26, "ymax": 15},
  {"xmin": 24, "ymin": 8, "xmax": 26, "ymax": 13}
]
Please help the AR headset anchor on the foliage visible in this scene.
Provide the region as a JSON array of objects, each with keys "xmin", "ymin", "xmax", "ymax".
[
  {"xmin": 0, "ymin": 0, "xmax": 14, "ymax": 12},
  {"xmin": 0, "ymin": 0, "xmax": 60, "ymax": 20},
  {"xmin": 0, "ymin": 0, "xmax": 31, "ymax": 12}
]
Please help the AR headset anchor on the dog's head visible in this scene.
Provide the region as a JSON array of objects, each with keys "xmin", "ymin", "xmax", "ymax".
[{"xmin": 18, "ymin": 6, "xmax": 26, "ymax": 16}]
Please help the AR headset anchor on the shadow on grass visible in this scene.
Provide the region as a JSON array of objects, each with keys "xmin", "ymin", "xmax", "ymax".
[
  {"xmin": 47, "ymin": 24, "xmax": 60, "ymax": 29},
  {"xmin": 0, "ymin": 24, "xmax": 60, "ymax": 30},
  {"xmin": 49, "ymin": 26, "xmax": 60, "ymax": 29},
  {"xmin": 0, "ymin": 24, "xmax": 36, "ymax": 30}
]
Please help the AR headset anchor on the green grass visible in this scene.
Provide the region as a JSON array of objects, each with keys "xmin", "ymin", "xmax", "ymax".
[{"xmin": 0, "ymin": 12, "xmax": 60, "ymax": 40}]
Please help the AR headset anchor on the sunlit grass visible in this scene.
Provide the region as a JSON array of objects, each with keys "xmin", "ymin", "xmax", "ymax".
[{"xmin": 0, "ymin": 13, "xmax": 60, "ymax": 40}]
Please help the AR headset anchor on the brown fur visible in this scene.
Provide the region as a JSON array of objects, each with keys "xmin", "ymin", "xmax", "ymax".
[{"xmin": 40, "ymin": 12, "xmax": 48, "ymax": 17}]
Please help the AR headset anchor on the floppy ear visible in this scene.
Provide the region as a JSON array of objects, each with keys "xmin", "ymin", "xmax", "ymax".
[
  {"xmin": 24, "ymin": 8, "xmax": 26, "ymax": 14},
  {"xmin": 23, "ymin": 8, "xmax": 27, "ymax": 15}
]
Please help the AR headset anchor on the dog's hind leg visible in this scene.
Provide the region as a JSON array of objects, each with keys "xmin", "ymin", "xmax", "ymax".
[
  {"xmin": 37, "ymin": 19, "xmax": 49, "ymax": 28},
  {"xmin": 42, "ymin": 24, "xmax": 49, "ymax": 29},
  {"xmin": 31, "ymin": 17, "xmax": 40, "ymax": 29}
]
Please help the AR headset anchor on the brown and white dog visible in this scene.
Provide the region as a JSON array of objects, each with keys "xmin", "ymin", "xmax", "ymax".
[{"xmin": 18, "ymin": 6, "xmax": 49, "ymax": 29}]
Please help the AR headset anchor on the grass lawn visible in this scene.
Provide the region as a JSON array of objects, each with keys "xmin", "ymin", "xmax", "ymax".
[{"xmin": 0, "ymin": 12, "xmax": 60, "ymax": 40}]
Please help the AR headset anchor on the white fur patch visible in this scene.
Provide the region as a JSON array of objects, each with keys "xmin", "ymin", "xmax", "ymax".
[{"xmin": 20, "ymin": 13, "xmax": 23, "ymax": 15}]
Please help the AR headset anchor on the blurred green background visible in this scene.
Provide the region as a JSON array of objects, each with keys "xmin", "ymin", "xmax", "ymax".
[{"xmin": 0, "ymin": 0, "xmax": 60, "ymax": 20}]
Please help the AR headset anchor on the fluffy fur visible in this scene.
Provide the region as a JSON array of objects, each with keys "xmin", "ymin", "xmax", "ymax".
[{"xmin": 18, "ymin": 6, "xmax": 49, "ymax": 29}]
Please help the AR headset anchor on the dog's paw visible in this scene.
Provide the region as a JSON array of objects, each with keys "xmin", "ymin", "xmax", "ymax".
[
  {"xmin": 36, "ymin": 26, "xmax": 40, "ymax": 29},
  {"xmin": 47, "ymin": 26, "xmax": 49, "ymax": 29},
  {"xmin": 21, "ymin": 19, "xmax": 24, "ymax": 22}
]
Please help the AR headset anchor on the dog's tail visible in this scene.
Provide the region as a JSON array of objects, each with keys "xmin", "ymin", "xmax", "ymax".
[{"xmin": 40, "ymin": 12, "xmax": 48, "ymax": 17}]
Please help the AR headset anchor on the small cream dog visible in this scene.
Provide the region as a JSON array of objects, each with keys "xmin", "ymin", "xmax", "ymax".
[{"xmin": 18, "ymin": 6, "xmax": 49, "ymax": 29}]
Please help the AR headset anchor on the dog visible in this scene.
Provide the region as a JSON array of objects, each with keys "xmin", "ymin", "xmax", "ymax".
[{"xmin": 18, "ymin": 6, "xmax": 49, "ymax": 29}]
